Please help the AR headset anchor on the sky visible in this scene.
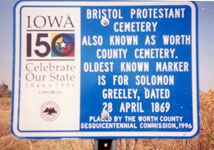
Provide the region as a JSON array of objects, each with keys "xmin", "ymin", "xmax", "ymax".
[{"xmin": 0, "ymin": 0, "xmax": 214, "ymax": 92}]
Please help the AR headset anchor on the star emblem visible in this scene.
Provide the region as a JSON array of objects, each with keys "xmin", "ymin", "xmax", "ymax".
[{"xmin": 59, "ymin": 41, "xmax": 67, "ymax": 49}]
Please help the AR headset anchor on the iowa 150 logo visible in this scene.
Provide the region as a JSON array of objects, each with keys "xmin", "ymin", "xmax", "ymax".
[{"xmin": 27, "ymin": 33, "xmax": 75, "ymax": 57}]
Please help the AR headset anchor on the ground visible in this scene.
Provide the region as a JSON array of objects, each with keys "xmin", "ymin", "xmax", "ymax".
[{"xmin": 0, "ymin": 90, "xmax": 214, "ymax": 150}]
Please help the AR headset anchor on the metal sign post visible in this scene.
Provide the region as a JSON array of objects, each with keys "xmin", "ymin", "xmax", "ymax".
[
  {"xmin": 94, "ymin": 140, "xmax": 117, "ymax": 150},
  {"xmin": 12, "ymin": 1, "xmax": 199, "ymax": 139}
]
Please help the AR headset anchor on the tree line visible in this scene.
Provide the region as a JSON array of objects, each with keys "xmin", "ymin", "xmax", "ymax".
[{"xmin": 0, "ymin": 83, "xmax": 11, "ymax": 98}]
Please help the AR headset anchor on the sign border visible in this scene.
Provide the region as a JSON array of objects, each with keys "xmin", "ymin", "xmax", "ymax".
[{"xmin": 11, "ymin": 1, "xmax": 199, "ymax": 139}]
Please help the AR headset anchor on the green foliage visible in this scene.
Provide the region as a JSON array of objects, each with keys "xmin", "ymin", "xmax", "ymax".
[{"xmin": 208, "ymin": 134, "xmax": 214, "ymax": 145}]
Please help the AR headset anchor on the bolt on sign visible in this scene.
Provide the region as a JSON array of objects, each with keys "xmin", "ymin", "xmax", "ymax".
[{"xmin": 12, "ymin": 1, "xmax": 199, "ymax": 139}]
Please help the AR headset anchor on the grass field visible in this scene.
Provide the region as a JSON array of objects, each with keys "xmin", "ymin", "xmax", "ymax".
[{"xmin": 0, "ymin": 90, "xmax": 214, "ymax": 150}]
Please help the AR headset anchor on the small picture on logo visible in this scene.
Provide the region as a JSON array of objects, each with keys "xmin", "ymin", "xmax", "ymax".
[
  {"xmin": 40, "ymin": 101, "xmax": 60, "ymax": 121},
  {"xmin": 51, "ymin": 33, "xmax": 75, "ymax": 57}
]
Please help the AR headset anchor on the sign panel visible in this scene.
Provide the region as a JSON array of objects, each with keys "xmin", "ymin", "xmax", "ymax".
[{"xmin": 12, "ymin": 1, "xmax": 199, "ymax": 139}]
